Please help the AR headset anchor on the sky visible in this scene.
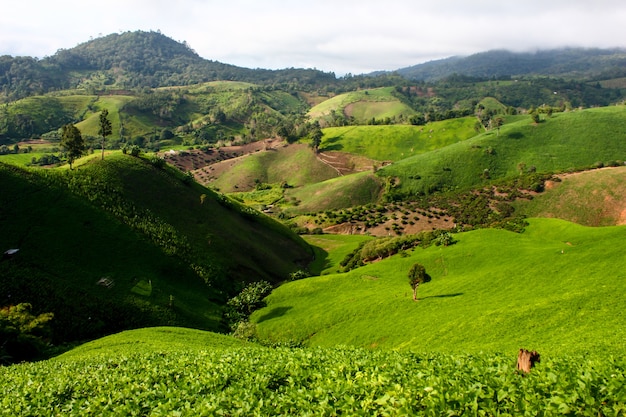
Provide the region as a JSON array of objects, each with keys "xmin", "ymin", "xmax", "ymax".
[{"xmin": 1, "ymin": 0, "xmax": 625, "ymax": 75}]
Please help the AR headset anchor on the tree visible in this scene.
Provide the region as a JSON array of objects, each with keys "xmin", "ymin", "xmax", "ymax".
[
  {"xmin": 98, "ymin": 109, "xmax": 112, "ymax": 160},
  {"xmin": 493, "ymin": 116, "xmax": 504, "ymax": 136},
  {"xmin": 60, "ymin": 123, "xmax": 85, "ymax": 169},
  {"xmin": 408, "ymin": 263, "xmax": 431, "ymax": 301},
  {"xmin": 309, "ymin": 123, "xmax": 323, "ymax": 153}
]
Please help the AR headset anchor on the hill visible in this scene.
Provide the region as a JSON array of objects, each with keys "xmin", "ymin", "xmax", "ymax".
[
  {"xmin": 0, "ymin": 154, "xmax": 312, "ymax": 345},
  {"xmin": 319, "ymin": 117, "xmax": 478, "ymax": 162},
  {"xmin": 395, "ymin": 48, "xmax": 626, "ymax": 81},
  {"xmin": 307, "ymin": 87, "xmax": 417, "ymax": 126},
  {"xmin": 252, "ymin": 218, "xmax": 626, "ymax": 355},
  {"xmin": 0, "ymin": 31, "xmax": 337, "ymax": 102},
  {"xmin": 514, "ymin": 166, "xmax": 626, "ymax": 226},
  {"xmin": 378, "ymin": 105, "xmax": 626, "ymax": 198}
]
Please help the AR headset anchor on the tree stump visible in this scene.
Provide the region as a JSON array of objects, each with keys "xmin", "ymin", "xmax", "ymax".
[{"xmin": 516, "ymin": 348, "xmax": 540, "ymax": 373}]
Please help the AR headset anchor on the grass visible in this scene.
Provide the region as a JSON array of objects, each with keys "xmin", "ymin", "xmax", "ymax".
[
  {"xmin": 321, "ymin": 117, "xmax": 478, "ymax": 161},
  {"xmin": 308, "ymin": 87, "xmax": 416, "ymax": 123},
  {"xmin": 379, "ymin": 105, "xmax": 626, "ymax": 196},
  {"xmin": 514, "ymin": 166, "xmax": 626, "ymax": 226},
  {"xmin": 211, "ymin": 144, "xmax": 338, "ymax": 193},
  {"xmin": 302, "ymin": 234, "xmax": 374, "ymax": 275},
  {"xmin": 57, "ymin": 327, "xmax": 248, "ymax": 360},
  {"xmin": 285, "ymin": 171, "xmax": 383, "ymax": 214},
  {"xmin": 253, "ymin": 218, "xmax": 626, "ymax": 356},
  {"xmin": 0, "ymin": 154, "xmax": 312, "ymax": 345}
]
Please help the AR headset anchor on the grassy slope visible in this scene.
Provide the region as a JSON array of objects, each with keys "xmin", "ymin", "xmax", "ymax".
[
  {"xmin": 253, "ymin": 218, "xmax": 626, "ymax": 356},
  {"xmin": 0, "ymin": 154, "xmax": 312, "ymax": 343},
  {"xmin": 57, "ymin": 327, "xmax": 248, "ymax": 360},
  {"xmin": 379, "ymin": 106, "xmax": 626, "ymax": 195},
  {"xmin": 285, "ymin": 171, "xmax": 383, "ymax": 214},
  {"xmin": 514, "ymin": 166, "xmax": 626, "ymax": 226},
  {"xmin": 211, "ymin": 144, "xmax": 338, "ymax": 193},
  {"xmin": 321, "ymin": 117, "xmax": 478, "ymax": 162},
  {"xmin": 308, "ymin": 87, "xmax": 416, "ymax": 123},
  {"xmin": 303, "ymin": 234, "xmax": 374, "ymax": 275}
]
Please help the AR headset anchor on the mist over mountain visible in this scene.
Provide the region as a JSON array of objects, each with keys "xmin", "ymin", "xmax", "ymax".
[{"xmin": 392, "ymin": 48, "xmax": 626, "ymax": 81}]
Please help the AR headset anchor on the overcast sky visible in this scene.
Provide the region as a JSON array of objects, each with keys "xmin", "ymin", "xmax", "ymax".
[{"xmin": 1, "ymin": 0, "xmax": 624, "ymax": 75}]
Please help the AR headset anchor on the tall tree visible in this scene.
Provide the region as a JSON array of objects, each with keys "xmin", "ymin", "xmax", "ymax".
[
  {"xmin": 60, "ymin": 123, "xmax": 85, "ymax": 170},
  {"xmin": 408, "ymin": 263, "xmax": 431, "ymax": 301},
  {"xmin": 309, "ymin": 123, "xmax": 323, "ymax": 153},
  {"xmin": 98, "ymin": 109, "xmax": 112, "ymax": 160}
]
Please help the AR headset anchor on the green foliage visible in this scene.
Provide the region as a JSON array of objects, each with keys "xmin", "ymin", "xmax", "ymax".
[
  {"xmin": 98, "ymin": 109, "xmax": 112, "ymax": 159},
  {"xmin": 59, "ymin": 123, "xmax": 85, "ymax": 169},
  {"xmin": 408, "ymin": 263, "xmax": 431, "ymax": 300},
  {"xmin": 2, "ymin": 339, "xmax": 626, "ymax": 415},
  {"xmin": 0, "ymin": 303, "xmax": 54, "ymax": 364},
  {"xmin": 340, "ymin": 233, "xmax": 428, "ymax": 271},
  {"xmin": 225, "ymin": 281, "xmax": 273, "ymax": 331}
]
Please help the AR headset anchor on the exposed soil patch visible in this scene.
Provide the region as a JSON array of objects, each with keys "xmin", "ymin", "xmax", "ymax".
[
  {"xmin": 161, "ymin": 139, "xmax": 284, "ymax": 185},
  {"xmin": 316, "ymin": 151, "xmax": 379, "ymax": 176}
]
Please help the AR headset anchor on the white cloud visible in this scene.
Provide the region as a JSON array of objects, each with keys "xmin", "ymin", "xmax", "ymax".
[{"xmin": 1, "ymin": 0, "xmax": 624, "ymax": 74}]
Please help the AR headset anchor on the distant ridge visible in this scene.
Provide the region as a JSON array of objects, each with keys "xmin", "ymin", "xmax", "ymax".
[{"xmin": 393, "ymin": 48, "xmax": 626, "ymax": 81}]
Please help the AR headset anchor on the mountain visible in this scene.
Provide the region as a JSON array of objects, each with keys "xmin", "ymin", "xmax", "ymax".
[
  {"xmin": 0, "ymin": 30, "xmax": 337, "ymax": 101},
  {"xmin": 394, "ymin": 48, "xmax": 626, "ymax": 81}
]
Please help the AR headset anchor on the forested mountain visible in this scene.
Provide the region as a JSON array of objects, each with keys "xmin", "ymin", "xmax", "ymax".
[
  {"xmin": 0, "ymin": 31, "xmax": 337, "ymax": 101},
  {"xmin": 394, "ymin": 48, "xmax": 626, "ymax": 81}
]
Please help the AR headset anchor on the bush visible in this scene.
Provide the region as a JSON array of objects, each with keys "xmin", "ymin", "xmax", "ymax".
[
  {"xmin": 225, "ymin": 281, "xmax": 273, "ymax": 331},
  {"xmin": 0, "ymin": 303, "xmax": 54, "ymax": 364},
  {"xmin": 150, "ymin": 156, "xmax": 166, "ymax": 169}
]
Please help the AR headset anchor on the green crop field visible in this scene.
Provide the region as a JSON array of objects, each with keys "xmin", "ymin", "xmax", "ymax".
[
  {"xmin": 253, "ymin": 218, "xmax": 626, "ymax": 356},
  {"xmin": 321, "ymin": 117, "xmax": 478, "ymax": 162},
  {"xmin": 2, "ymin": 327, "xmax": 625, "ymax": 415}
]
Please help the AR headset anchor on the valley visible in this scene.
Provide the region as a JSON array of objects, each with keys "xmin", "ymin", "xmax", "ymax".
[{"xmin": 1, "ymin": 30, "xmax": 626, "ymax": 414}]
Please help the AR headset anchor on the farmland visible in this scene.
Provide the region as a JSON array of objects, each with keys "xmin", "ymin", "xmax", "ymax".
[
  {"xmin": 2, "ymin": 30, "xmax": 626, "ymax": 414},
  {"xmin": 2, "ymin": 328, "xmax": 625, "ymax": 415}
]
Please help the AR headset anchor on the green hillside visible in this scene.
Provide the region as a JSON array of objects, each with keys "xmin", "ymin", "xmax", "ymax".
[
  {"xmin": 209, "ymin": 144, "xmax": 338, "ymax": 193},
  {"xmin": 252, "ymin": 218, "xmax": 626, "ymax": 355},
  {"xmin": 321, "ymin": 117, "xmax": 478, "ymax": 162},
  {"xmin": 308, "ymin": 87, "xmax": 416, "ymax": 125},
  {"xmin": 379, "ymin": 105, "xmax": 626, "ymax": 197},
  {"xmin": 514, "ymin": 166, "xmax": 626, "ymax": 226},
  {"xmin": 285, "ymin": 171, "xmax": 384, "ymax": 214},
  {"xmin": 0, "ymin": 154, "xmax": 312, "ymax": 345}
]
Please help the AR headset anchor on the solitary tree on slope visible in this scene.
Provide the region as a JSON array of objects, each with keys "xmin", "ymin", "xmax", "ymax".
[
  {"xmin": 98, "ymin": 109, "xmax": 112, "ymax": 160},
  {"xmin": 408, "ymin": 263, "xmax": 431, "ymax": 301}
]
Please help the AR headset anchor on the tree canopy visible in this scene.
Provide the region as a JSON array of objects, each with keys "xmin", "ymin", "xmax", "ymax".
[{"xmin": 60, "ymin": 123, "xmax": 85, "ymax": 169}]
